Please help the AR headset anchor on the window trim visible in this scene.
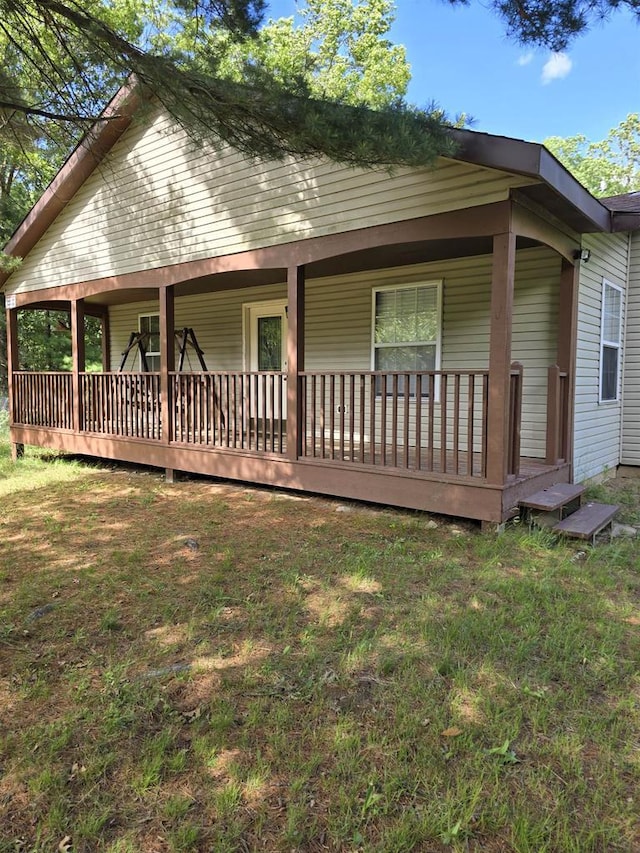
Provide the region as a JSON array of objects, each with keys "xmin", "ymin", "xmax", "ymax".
[
  {"xmin": 370, "ymin": 280, "xmax": 443, "ymax": 396},
  {"xmin": 138, "ymin": 312, "xmax": 160, "ymax": 372},
  {"xmin": 599, "ymin": 278, "xmax": 623, "ymax": 404}
]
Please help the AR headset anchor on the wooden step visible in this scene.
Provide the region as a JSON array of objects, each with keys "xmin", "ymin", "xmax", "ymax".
[
  {"xmin": 553, "ymin": 502, "xmax": 619, "ymax": 543},
  {"xmin": 520, "ymin": 483, "xmax": 585, "ymax": 512}
]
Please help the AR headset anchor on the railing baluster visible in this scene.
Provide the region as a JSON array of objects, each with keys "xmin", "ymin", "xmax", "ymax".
[
  {"xmin": 309, "ymin": 375, "xmax": 316, "ymax": 458},
  {"xmin": 380, "ymin": 375, "xmax": 387, "ymax": 466},
  {"xmin": 453, "ymin": 373, "xmax": 461, "ymax": 475},
  {"xmin": 320, "ymin": 375, "xmax": 326, "ymax": 459},
  {"xmin": 339, "ymin": 375, "xmax": 345, "ymax": 461},
  {"xmin": 349, "ymin": 375, "xmax": 355, "ymax": 462},
  {"xmin": 369, "ymin": 374, "xmax": 376, "ymax": 466},
  {"xmin": 467, "ymin": 374, "xmax": 475, "ymax": 477},
  {"xmin": 359, "ymin": 374, "xmax": 365, "ymax": 464},
  {"xmin": 329, "ymin": 375, "xmax": 335, "ymax": 460},
  {"xmin": 440, "ymin": 374, "xmax": 448, "ymax": 474},
  {"xmin": 403, "ymin": 373, "xmax": 410, "ymax": 469},
  {"xmin": 415, "ymin": 374, "xmax": 422, "ymax": 471},
  {"xmin": 482, "ymin": 374, "xmax": 489, "ymax": 477},
  {"xmin": 391, "ymin": 374, "xmax": 398, "ymax": 468}
]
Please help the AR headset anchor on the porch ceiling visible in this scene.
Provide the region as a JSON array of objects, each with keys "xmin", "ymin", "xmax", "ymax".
[
  {"xmin": 85, "ymin": 288, "xmax": 160, "ymax": 306},
  {"xmin": 306, "ymin": 235, "xmax": 540, "ymax": 279},
  {"xmin": 77, "ymin": 236, "xmax": 543, "ymax": 304}
]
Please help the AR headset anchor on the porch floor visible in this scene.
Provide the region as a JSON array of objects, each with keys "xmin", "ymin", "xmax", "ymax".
[{"xmin": 170, "ymin": 426, "xmax": 557, "ymax": 483}]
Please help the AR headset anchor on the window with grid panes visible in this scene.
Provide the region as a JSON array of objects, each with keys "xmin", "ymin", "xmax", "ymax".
[
  {"xmin": 599, "ymin": 280, "xmax": 622, "ymax": 402},
  {"xmin": 372, "ymin": 282, "xmax": 441, "ymax": 396},
  {"xmin": 139, "ymin": 314, "xmax": 160, "ymax": 372}
]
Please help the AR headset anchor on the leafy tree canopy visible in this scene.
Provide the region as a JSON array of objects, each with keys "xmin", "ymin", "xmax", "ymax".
[
  {"xmin": 209, "ymin": 0, "xmax": 411, "ymax": 109},
  {"xmin": 0, "ymin": 0, "xmax": 442, "ymax": 383},
  {"xmin": 0, "ymin": 0, "xmax": 453, "ymax": 172},
  {"xmin": 545, "ymin": 114, "xmax": 640, "ymax": 197}
]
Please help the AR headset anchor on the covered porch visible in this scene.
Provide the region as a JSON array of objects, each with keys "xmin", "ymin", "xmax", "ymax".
[{"xmin": 5, "ymin": 200, "xmax": 578, "ymax": 523}]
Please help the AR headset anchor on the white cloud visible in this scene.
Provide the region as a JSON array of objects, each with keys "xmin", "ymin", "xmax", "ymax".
[
  {"xmin": 541, "ymin": 52, "xmax": 572, "ymax": 84},
  {"xmin": 517, "ymin": 52, "xmax": 534, "ymax": 66}
]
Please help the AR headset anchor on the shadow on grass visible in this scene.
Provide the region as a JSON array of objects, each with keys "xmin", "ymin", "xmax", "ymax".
[{"xmin": 0, "ymin": 468, "xmax": 638, "ymax": 852}]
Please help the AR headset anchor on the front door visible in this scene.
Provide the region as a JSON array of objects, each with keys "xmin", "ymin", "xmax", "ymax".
[{"xmin": 244, "ymin": 300, "xmax": 288, "ymax": 421}]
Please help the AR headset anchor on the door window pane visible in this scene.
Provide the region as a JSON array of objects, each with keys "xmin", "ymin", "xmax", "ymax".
[{"xmin": 258, "ymin": 316, "xmax": 282, "ymax": 371}]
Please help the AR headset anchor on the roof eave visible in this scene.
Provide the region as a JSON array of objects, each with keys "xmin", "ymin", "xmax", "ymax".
[
  {"xmin": 447, "ymin": 128, "xmax": 612, "ymax": 234},
  {"xmin": 610, "ymin": 211, "xmax": 640, "ymax": 232}
]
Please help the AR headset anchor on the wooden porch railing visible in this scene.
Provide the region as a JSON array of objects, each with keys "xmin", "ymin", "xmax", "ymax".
[
  {"xmin": 170, "ymin": 372, "xmax": 286, "ymax": 453},
  {"xmin": 13, "ymin": 368, "xmax": 530, "ymax": 484},
  {"xmin": 299, "ymin": 370, "xmax": 490, "ymax": 478},
  {"xmin": 13, "ymin": 371, "xmax": 73, "ymax": 429},
  {"xmin": 545, "ymin": 364, "xmax": 570, "ymax": 465},
  {"xmin": 80, "ymin": 373, "xmax": 161, "ymax": 439}
]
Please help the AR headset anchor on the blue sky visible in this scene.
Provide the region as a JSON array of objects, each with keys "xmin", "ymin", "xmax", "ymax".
[{"xmin": 266, "ymin": 0, "xmax": 640, "ymax": 143}]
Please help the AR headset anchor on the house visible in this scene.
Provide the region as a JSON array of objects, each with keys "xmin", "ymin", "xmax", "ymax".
[{"xmin": 3, "ymin": 83, "xmax": 640, "ymax": 526}]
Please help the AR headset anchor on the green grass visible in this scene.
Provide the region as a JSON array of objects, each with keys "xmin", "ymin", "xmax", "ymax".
[
  {"xmin": 0, "ymin": 412, "xmax": 98, "ymax": 496},
  {"xmin": 0, "ymin": 431, "xmax": 638, "ymax": 851}
]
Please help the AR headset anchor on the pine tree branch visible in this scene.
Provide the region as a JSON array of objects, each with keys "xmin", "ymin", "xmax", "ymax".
[{"xmin": 0, "ymin": 100, "xmax": 117, "ymax": 122}]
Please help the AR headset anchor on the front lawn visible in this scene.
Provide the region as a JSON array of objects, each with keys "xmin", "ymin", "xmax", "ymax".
[{"xmin": 0, "ymin": 440, "xmax": 638, "ymax": 851}]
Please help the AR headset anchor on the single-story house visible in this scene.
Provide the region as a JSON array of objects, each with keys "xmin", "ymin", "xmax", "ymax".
[{"xmin": 3, "ymin": 82, "xmax": 639, "ymax": 525}]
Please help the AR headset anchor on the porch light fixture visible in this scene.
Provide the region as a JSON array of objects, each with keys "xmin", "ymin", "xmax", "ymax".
[{"xmin": 573, "ymin": 248, "xmax": 591, "ymax": 262}]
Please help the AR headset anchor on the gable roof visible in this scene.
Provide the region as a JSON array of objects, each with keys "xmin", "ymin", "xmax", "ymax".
[{"xmin": 0, "ymin": 82, "xmax": 623, "ymax": 288}]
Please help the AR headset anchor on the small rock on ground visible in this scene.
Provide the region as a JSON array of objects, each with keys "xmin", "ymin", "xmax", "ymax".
[
  {"xmin": 611, "ymin": 523, "xmax": 638, "ymax": 538},
  {"xmin": 26, "ymin": 604, "xmax": 55, "ymax": 622},
  {"xmin": 139, "ymin": 663, "xmax": 192, "ymax": 680},
  {"xmin": 184, "ymin": 538, "xmax": 199, "ymax": 550}
]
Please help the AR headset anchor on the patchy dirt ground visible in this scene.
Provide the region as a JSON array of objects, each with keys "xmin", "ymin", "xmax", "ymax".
[{"xmin": 0, "ymin": 461, "xmax": 638, "ymax": 852}]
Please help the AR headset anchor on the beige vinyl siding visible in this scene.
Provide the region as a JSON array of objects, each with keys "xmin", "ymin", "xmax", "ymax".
[
  {"xmin": 6, "ymin": 109, "xmax": 537, "ymax": 296},
  {"xmin": 574, "ymin": 232, "xmax": 629, "ymax": 482},
  {"xmin": 622, "ymin": 231, "xmax": 640, "ymax": 465},
  {"xmin": 109, "ymin": 246, "xmax": 558, "ymax": 458}
]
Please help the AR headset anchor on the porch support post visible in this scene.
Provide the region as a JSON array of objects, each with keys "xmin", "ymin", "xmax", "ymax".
[
  {"xmin": 287, "ymin": 264, "xmax": 305, "ymax": 461},
  {"xmin": 159, "ymin": 285, "xmax": 175, "ymax": 454},
  {"xmin": 6, "ymin": 305, "xmax": 23, "ymax": 459},
  {"xmin": 486, "ymin": 230, "xmax": 516, "ymax": 484},
  {"xmin": 70, "ymin": 298, "xmax": 86, "ymax": 433},
  {"xmin": 557, "ymin": 258, "xmax": 579, "ymax": 467}
]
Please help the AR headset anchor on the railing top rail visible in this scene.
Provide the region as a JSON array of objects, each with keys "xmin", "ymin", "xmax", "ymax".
[
  {"xmin": 169, "ymin": 370, "xmax": 286, "ymax": 377},
  {"xmin": 15, "ymin": 369, "xmax": 73, "ymax": 375},
  {"xmin": 79, "ymin": 371, "xmax": 161, "ymax": 377},
  {"xmin": 300, "ymin": 369, "xmax": 490, "ymax": 377}
]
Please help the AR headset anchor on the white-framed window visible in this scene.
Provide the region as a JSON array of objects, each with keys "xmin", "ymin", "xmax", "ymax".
[
  {"xmin": 139, "ymin": 313, "xmax": 160, "ymax": 372},
  {"xmin": 599, "ymin": 278, "xmax": 622, "ymax": 403},
  {"xmin": 372, "ymin": 281, "xmax": 442, "ymax": 396}
]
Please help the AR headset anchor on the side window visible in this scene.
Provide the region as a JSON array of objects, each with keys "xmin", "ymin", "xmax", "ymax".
[
  {"xmin": 139, "ymin": 314, "xmax": 160, "ymax": 372},
  {"xmin": 599, "ymin": 279, "xmax": 622, "ymax": 402},
  {"xmin": 372, "ymin": 282, "xmax": 442, "ymax": 396}
]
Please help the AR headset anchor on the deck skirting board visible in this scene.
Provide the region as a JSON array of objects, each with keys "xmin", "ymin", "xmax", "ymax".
[{"xmin": 10, "ymin": 425, "xmax": 567, "ymax": 523}]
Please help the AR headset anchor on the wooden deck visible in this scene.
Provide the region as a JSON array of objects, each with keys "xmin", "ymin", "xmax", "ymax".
[{"xmin": 10, "ymin": 366, "xmax": 572, "ymax": 523}]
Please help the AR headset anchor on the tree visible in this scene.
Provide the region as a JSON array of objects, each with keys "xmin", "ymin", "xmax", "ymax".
[
  {"xmin": 545, "ymin": 115, "xmax": 640, "ymax": 197},
  {"xmin": 0, "ymin": 0, "xmax": 453, "ymax": 171},
  {"xmin": 448, "ymin": 0, "xmax": 640, "ymax": 51},
  {"xmin": 0, "ymin": 0, "xmax": 448, "ymax": 388},
  {"xmin": 209, "ymin": 0, "xmax": 411, "ymax": 109}
]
